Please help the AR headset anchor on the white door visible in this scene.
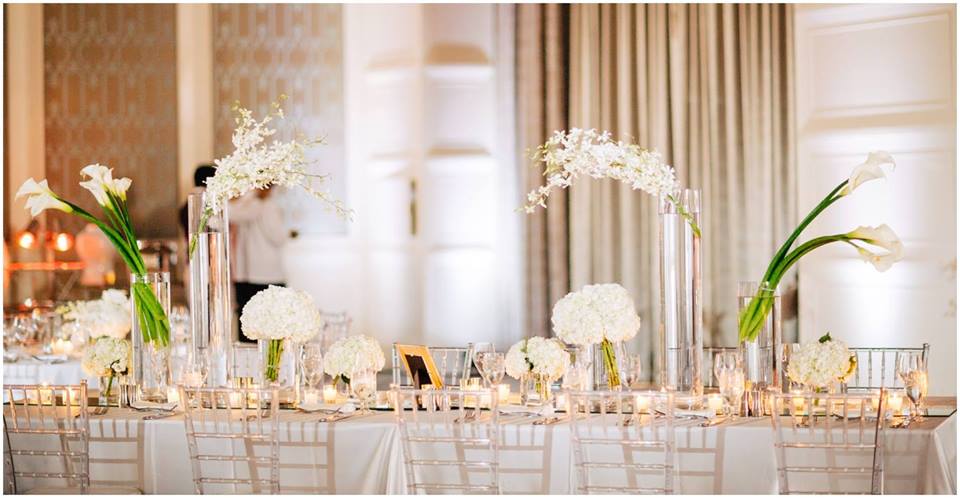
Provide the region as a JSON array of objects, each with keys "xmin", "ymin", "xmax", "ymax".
[{"xmin": 794, "ymin": 4, "xmax": 956, "ymax": 394}]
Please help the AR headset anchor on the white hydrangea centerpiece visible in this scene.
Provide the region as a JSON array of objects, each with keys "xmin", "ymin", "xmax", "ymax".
[
  {"xmin": 506, "ymin": 337, "xmax": 570, "ymax": 401},
  {"xmin": 240, "ymin": 285, "xmax": 323, "ymax": 383},
  {"xmin": 786, "ymin": 333, "xmax": 857, "ymax": 391},
  {"xmin": 551, "ymin": 283, "xmax": 641, "ymax": 388},
  {"xmin": 61, "ymin": 289, "xmax": 131, "ymax": 340},
  {"xmin": 323, "ymin": 334, "xmax": 385, "ymax": 384},
  {"xmin": 81, "ymin": 336, "xmax": 131, "ymax": 397}
]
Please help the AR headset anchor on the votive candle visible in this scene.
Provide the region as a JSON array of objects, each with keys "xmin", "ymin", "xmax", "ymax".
[
  {"xmin": 635, "ymin": 395, "xmax": 651, "ymax": 414},
  {"xmin": 707, "ymin": 394, "xmax": 723, "ymax": 415},
  {"xmin": 166, "ymin": 387, "xmax": 180, "ymax": 405},
  {"xmin": 323, "ymin": 385, "xmax": 338, "ymax": 403},
  {"xmin": 887, "ymin": 393, "xmax": 903, "ymax": 414},
  {"xmin": 497, "ymin": 384, "xmax": 510, "ymax": 402}
]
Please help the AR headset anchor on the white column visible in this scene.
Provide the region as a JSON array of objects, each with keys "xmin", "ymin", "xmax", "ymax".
[{"xmin": 176, "ymin": 3, "xmax": 214, "ymax": 202}]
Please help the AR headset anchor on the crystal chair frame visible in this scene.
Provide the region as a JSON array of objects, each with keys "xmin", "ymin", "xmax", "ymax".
[
  {"xmin": 391, "ymin": 344, "xmax": 475, "ymax": 388},
  {"xmin": 179, "ymin": 385, "xmax": 281, "ymax": 494},
  {"xmin": 847, "ymin": 344, "xmax": 929, "ymax": 392},
  {"xmin": 393, "ymin": 387, "xmax": 501, "ymax": 494},
  {"xmin": 568, "ymin": 390, "xmax": 676, "ymax": 494},
  {"xmin": 3, "ymin": 381, "xmax": 89, "ymax": 493},
  {"xmin": 770, "ymin": 391, "xmax": 888, "ymax": 494}
]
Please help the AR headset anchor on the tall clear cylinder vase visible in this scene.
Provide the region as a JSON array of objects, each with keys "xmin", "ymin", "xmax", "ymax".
[
  {"xmin": 658, "ymin": 189, "xmax": 703, "ymax": 407},
  {"xmin": 737, "ymin": 281, "xmax": 782, "ymax": 416},
  {"xmin": 131, "ymin": 272, "xmax": 172, "ymax": 403},
  {"xmin": 188, "ymin": 193, "xmax": 233, "ymax": 387}
]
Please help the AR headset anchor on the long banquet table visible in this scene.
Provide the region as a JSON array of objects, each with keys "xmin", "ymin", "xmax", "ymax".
[{"xmin": 5, "ymin": 403, "xmax": 956, "ymax": 494}]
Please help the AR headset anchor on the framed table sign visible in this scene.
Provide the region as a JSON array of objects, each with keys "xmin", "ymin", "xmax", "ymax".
[{"xmin": 396, "ymin": 344, "xmax": 444, "ymax": 389}]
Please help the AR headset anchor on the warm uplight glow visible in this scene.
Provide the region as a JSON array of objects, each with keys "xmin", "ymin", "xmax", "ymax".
[
  {"xmin": 17, "ymin": 231, "xmax": 36, "ymax": 249},
  {"xmin": 53, "ymin": 232, "xmax": 73, "ymax": 252}
]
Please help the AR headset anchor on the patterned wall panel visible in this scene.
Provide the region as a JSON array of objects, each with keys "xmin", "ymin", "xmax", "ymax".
[
  {"xmin": 213, "ymin": 4, "xmax": 346, "ymax": 235},
  {"xmin": 43, "ymin": 4, "xmax": 179, "ymax": 238}
]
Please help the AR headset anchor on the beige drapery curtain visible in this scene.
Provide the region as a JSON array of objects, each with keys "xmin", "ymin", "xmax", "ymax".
[{"xmin": 519, "ymin": 4, "xmax": 797, "ymax": 357}]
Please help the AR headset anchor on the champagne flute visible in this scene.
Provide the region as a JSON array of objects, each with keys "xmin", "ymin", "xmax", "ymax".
[{"xmin": 897, "ymin": 352, "xmax": 928, "ymax": 422}]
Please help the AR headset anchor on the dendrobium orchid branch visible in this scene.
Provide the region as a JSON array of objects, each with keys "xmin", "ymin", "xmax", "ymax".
[
  {"xmin": 738, "ymin": 152, "xmax": 903, "ymax": 342},
  {"xmin": 16, "ymin": 165, "xmax": 171, "ymax": 346}
]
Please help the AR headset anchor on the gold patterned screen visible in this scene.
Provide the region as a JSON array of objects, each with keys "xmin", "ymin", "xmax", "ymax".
[
  {"xmin": 213, "ymin": 4, "xmax": 346, "ymax": 235},
  {"xmin": 43, "ymin": 4, "xmax": 179, "ymax": 238}
]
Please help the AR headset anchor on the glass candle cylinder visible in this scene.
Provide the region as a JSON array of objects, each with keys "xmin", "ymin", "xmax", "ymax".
[
  {"xmin": 738, "ymin": 281, "xmax": 782, "ymax": 416},
  {"xmin": 131, "ymin": 272, "xmax": 172, "ymax": 403}
]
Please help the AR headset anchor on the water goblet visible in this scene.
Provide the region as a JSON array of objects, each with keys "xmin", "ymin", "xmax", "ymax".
[
  {"xmin": 479, "ymin": 352, "xmax": 505, "ymax": 388},
  {"xmin": 714, "ymin": 351, "xmax": 742, "ymax": 386},
  {"xmin": 897, "ymin": 352, "xmax": 928, "ymax": 422},
  {"xmin": 351, "ymin": 369, "xmax": 377, "ymax": 414},
  {"xmin": 302, "ymin": 343, "xmax": 325, "ymax": 391},
  {"xmin": 718, "ymin": 369, "xmax": 745, "ymax": 418}
]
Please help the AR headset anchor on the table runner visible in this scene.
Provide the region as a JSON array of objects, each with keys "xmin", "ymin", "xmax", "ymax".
[{"xmin": 4, "ymin": 408, "xmax": 955, "ymax": 494}]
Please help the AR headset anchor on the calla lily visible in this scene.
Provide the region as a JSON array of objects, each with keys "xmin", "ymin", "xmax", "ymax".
[
  {"xmin": 79, "ymin": 164, "xmax": 133, "ymax": 205},
  {"xmin": 15, "ymin": 178, "xmax": 72, "ymax": 216},
  {"xmin": 839, "ymin": 151, "xmax": 895, "ymax": 196},
  {"xmin": 846, "ymin": 224, "xmax": 904, "ymax": 272}
]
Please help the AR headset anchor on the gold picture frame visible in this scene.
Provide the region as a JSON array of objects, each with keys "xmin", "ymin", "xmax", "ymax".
[{"xmin": 395, "ymin": 344, "xmax": 444, "ymax": 389}]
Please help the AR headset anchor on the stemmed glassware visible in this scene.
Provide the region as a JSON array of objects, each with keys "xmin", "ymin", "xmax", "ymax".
[
  {"xmin": 477, "ymin": 352, "xmax": 506, "ymax": 389},
  {"xmin": 302, "ymin": 343, "xmax": 325, "ymax": 391},
  {"xmin": 351, "ymin": 369, "xmax": 377, "ymax": 414},
  {"xmin": 472, "ymin": 343, "xmax": 495, "ymax": 384},
  {"xmin": 897, "ymin": 351, "xmax": 928, "ymax": 422},
  {"xmin": 714, "ymin": 351, "xmax": 745, "ymax": 418},
  {"xmin": 625, "ymin": 354, "xmax": 644, "ymax": 388}
]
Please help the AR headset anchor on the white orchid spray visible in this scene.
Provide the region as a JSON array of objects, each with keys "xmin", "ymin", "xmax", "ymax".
[
  {"xmin": 17, "ymin": 165, "xmax": 171, "ymax": 346},
  {"xmin": 521, "ymin": 128, "xmax": 700, "ymax": 235},
  {"xmin": 739, "ymin": 152, "xmax": 904, "ymax": 342},
  {"xmin": 190, "ymin": 96, "xmax": 352, "ymax": 256}
]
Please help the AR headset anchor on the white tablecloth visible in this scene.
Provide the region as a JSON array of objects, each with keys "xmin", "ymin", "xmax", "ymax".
[
  {"xmin": 2, "ymin": 357, "xmax": 94, "ymax": 386},
  {"xmin": 4, "ymin": 407, "xmax": 955, "ymax": 494}
]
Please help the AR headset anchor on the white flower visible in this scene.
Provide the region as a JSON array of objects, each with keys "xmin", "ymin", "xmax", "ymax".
[
  {"xmin": 787, "ymin": 336, "xmax": 856, "ymax": 389},
  {"xmin": 62, "ymin": 289, "xmax": 131, "ymax": 339},
  {"xmin": 16, "ymin": 179, "xmax": 72, "ymax": 217},
  {"xmin": 839, "ymin": 151, "xmax": 895, "ymax": 196},
  {"xmin": 79, "ymin": 164, "xmax": 134, "ymax": 206},
  {"xmin": 522, "ymin": 129, "xmax": 680, "ymax": 213},
  {"xmin": 240, "ymin": 285, "xmax": 323, "ymax": 342},
  {"xmin": 323, "ymin": 334, "xmax": 385, "ymax": 378},
  {"xmin": 847, "ymin": 224, "xmax": 904, "ymax": 272},
  {"xmin": 505, "ymin": 337, "xmax": 570, "ymax": 381},
  {"xmin": 81, "ymin": 336, "xmax": 131, "ymax": 377},
  {"xmin": 552, "ymin": 283, "xmax": 641, "ymax": 346}
]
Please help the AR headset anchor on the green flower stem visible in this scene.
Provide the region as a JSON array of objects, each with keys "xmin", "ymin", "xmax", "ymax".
[
  {"xmin": 104, "ymin": 374, "xmax": 114, "ymax": 398},
  {"xmin": 265, "ymin": 339, "xmax": 284, "ymax": 383},
  {"xmin": 600, "ymin": 338, "xmax": 621, "ymax": 389},
  {"xmin": 187, "ymin": 208, "xmax": 212, "ymax": 258}
]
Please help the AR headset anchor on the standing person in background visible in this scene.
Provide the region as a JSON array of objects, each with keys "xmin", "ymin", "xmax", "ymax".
[{"xmin": 230, "ymin": 187, "xmax": 288, "ymax": 343}]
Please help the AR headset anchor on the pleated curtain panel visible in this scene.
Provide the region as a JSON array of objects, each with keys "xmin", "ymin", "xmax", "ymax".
[{"xmin": 517, "ymin": 4, "xmax": 798, "ymax": 362}]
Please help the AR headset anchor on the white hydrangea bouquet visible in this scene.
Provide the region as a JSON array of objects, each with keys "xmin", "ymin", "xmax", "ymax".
[
  {"xmin": 190, "ymin": 96, "xmax": 352, "ymax": 256},
  {"xmin": 240, "ymin": 285, "xmax": 323, "ymax": 384},
  {"xmin": 521, "ymin": 128, "xmax": 699, "ymax": 234},
  {"xmin": 552, "ymin": 283, "xmax": 641, "ymax": 389},
  {"xmin": 506, "ymin": 337, "xmax": 570, "ymax": 402},
  {"xmin": 787, "ymin": 333, "xmax": 857, "ymax": 391},
  {"xmin": 81, "ymin": 336, "xmax": 131, "ymax": 398},
  {"xmin": 323, "ymin": 334, "xmax": 385, "ymax": 385},
  {"xmin": 60, "ymin": 289, "xmax": 131, "ymax": 340}
]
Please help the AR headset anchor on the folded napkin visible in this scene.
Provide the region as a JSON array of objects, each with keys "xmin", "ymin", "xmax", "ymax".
[
  {"xmin": 130, "ymin": 400, "xmax": 178, "ymax": 412},
  {"xmin": 298, "ymin": 401, "xmax": 357, "ymax": 414},
  {"xmin": 31, "ymin": 354, "xmax": 68, "ymax": 364},
  {"xmin": 499, "ymin": 404, "xmax": 555, "ymax": 416}
]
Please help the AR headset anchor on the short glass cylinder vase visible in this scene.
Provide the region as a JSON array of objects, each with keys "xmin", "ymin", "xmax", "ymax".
[
  {"xmin": 737, "ymin": 281, "xmax": 782, "ymax": 416},
  {"xmin": 520, "ymin": 373, "xmax": 553, "ymax": 407},
  {"xmin": 258, "ymin": 338, "xmax": 301, "ymax": 404},
  {"xmin": 657, "ymin": 189, "xmax": 704, "ymax": 407},
  {"xmin": 593, "ymin": 340, "xmax": 626, "ymax": 390},
  {"xmin": 98, "ymin": 374, "xmax": 128, "ymax": 407},
  {"xmin": 131, "ymin": 272, "xmax": 172, "ymax": 403},
  {"xmin": 188, "ymin": 193, "xmax": 233, "ymax": 388}
]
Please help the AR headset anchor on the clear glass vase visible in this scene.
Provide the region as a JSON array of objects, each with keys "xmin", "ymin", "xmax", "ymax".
[
  {"xmin": 98, "ymin": 374, "xmax": 127, "ymax": 407},
  {"xmin": 520, "ymin": 373, "xmax": 553, "ymax": 406},
  {"xmin": 258, "ymin": 338, "xmax": 301, "ymax": 404},
  {"xmin": 658, "ymin": 189, "xmax": 703, "ymax": 406},
  {"xmin": 593, "ymin": 340, "xmax": 626, "ymax": 390},
  {"xmin": 131, "ymin": 272, "xmax": 172, "ymax": 403},
  {"xmin": 738, "ymin": 281, "xmax": 782, "ymax": 416},
  {"xmin": 188, "ymin": 193, "xmax": 233, "ymax": 387}
]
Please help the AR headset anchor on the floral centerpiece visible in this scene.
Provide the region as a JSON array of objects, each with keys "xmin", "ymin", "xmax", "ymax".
[
  {"xmin": 323, "ymin": 335, "xmax": 385, "ymax": 386},
  {"xmin": 786, "ymin": 333, "xmax": 857, "ymax": 392},
  {"xmin": 240, "ymin": 285, "xmax": 323, "ymax": 384},
  {"xmin": 61, "ymin": 289, "xmax": 131, "ymax": 341},
  {"xmin": 190, "ymin": 96, "xmax": 352, "ymax": 256},
  {"xmin": 505, "ymin": 337, "xmax": 570, "ymax": 403},
  {"xmin": 739, "ymin": 152, "xmax": 904, "ymax": 342},
  {"xmin": 81, "ymin": 336, "xmax": 131, "ymax": 404},
  {"xmin": 17, "ymin": 166, "xmax": 170, "ymax": 346},
  {"xmin": 552, "ymin": 283, "xmax": 641, "ymax": 389}
]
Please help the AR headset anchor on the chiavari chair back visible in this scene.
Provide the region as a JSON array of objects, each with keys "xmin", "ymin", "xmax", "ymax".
[
  {"xmin": 847, "ymin": 344, "xmax": 929, "ymax": 391},
  {"xmin": 179, "ymin": 385, "xmax": 281, "ymax": 494},
  {"xmin": 393, "ymin": 387, "xmax": 501, "ymax": 494},
  {"xmin": 391, "ymin": 344, "xmax": 475, "ymax": 388},
  {"xmin": 770, "ymin": 391, "xmax": 888, "ymax": 494},
  {"xmin": 3, "ymin": 381, "xmax": 89, "ymax": 493},
  {"xmin": 568, "ymin": 390, "xmax": 676, "ymax": 494},
  {"xmin": 317, "ymin": 311, "xmax": 351, "ymax": 351}
]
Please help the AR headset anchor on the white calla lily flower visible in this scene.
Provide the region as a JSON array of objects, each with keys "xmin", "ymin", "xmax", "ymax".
[
  {"xmin": 839, "ymin": 151, "xmax": 895, "ymax": 196},
  {"xmin": 15, "ymin": 178, "xmax": 72, "ymax": 216},
  {"xmin": 847, "ymin": 224, "xmax": 904, "ymax": 271},
  {"xmin": 80, "ymin": 164, "xmax": 115, "ymax": 207}
]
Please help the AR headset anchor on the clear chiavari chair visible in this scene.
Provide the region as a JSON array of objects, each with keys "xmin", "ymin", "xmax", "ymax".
[
  {"xmin": 179, "ymin": 385, "xmax": 281, "ymax": 494},
  {"xmin": 391, "ymin": 344, "xmax": 475, "ymax": 388},
  {"xmin": 3, "ymin": 382, "xmax": 90, "ymax": 493},
  {"xmin": 568, "ymin": 390, "xmax": 676, "ymax": 494},
  {"xmin": 702, "ymin": 346, "xmax": 738, "ymax": 389},
  {"xmin": 847, "ymin": 344, "xmax": 929, "ymax": 391},
  {"xmin": 393, "ymin": 387, "xmax": 501, "ymax": 494},
  {"xmin": 770, "ymin": 391, "xmax": 888, "ymax": 494}
]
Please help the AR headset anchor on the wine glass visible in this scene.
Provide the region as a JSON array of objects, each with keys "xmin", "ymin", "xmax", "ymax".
[
  {"xmin": 302, "ymin": 343, "xmax": 324, "ymax": 391},
  {"xmin": 472, "ymin": 343, "xmax": 495, "ymax": 383},
  {"xmin": 714, "ymin": 351, "xmax": 744, "ymax": 417},
  {"xmin": 478, "ymin": 352, "xmax": 506, "ymax": 388},
  {"xmin": 625, "ymin": 354, "xmax": 644, "ymax": 388},
  {"xmin": 713, "ymin": 351, "xmax": 741, "ymax": 385},
  {"xmin": 897, "ymin": 352, "xmax": 928, "ymax": 422},
  {"xmin": 351, "ymin": 369, "xmax": 377, "ymax": 413}
]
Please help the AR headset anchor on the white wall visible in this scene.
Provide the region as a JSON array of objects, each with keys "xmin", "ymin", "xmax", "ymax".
[{"xmin": 794, "ymin": 4, "xmax": 956, "ymax": 395}]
